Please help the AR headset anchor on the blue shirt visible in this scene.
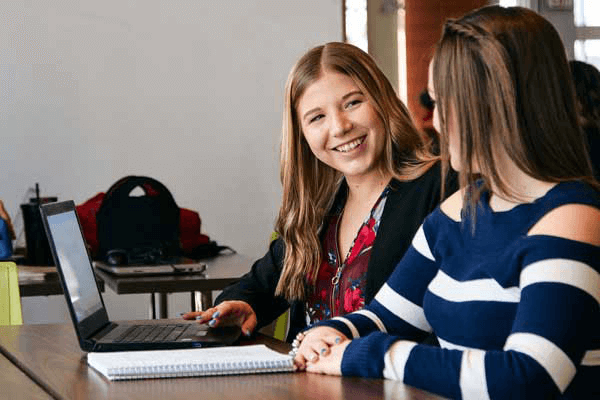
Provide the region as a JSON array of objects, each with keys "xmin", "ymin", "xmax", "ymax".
[{"xmin": 0, "ymin": 218, "xmax": 13, "ymax": 260}]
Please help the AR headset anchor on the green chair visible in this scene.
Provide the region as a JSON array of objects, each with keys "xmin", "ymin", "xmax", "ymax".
[
  {"xmin": 273, "ymin": 309, "xmax": 289, "ymax": 341},
  {"xmin": 0, "ymin": 261, "xmax": 23, "ymax": 325},
  {"xmin": 267, "ymin": 232, "xmax": 289, "ymax": 341}
]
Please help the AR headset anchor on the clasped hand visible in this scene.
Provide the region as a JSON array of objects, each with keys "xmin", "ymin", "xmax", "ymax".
[{"xmin": 293, "ymin": 326, "xmax": 349, "ymax": 375}]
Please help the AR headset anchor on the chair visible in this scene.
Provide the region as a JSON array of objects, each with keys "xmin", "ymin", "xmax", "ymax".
[
  {"xmin": 0, "ymin": 262, "xmax": 23, "ymax": 325},
  {"xmin": 255, "ymin": 232, "xmax": 289, "ymax": 340},
  {"xmin": 269, "ymin": 232, "xmax": 289, "ymax": 341},
  {"xmin": 273, "ymin": 309, "xmax": 289, "ymax": 341}
]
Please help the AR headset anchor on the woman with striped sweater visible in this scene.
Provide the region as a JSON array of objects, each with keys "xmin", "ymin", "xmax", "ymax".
[{"xmin": 293, "ymin": 6, "xmax": 600, "ymax": 399}]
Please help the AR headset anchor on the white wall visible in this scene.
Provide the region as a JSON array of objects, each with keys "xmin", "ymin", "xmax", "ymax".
[{"xmin": 2, "ymin": 0, "xmax": 342, "ymax": 322}]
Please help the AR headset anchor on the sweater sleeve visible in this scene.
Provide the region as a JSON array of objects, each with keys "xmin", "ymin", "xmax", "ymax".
[
  {"xmin": 214, "ymin": 238, "xmax": 290, "ymax": 329},
  {"xmin": 339, "ymin": 236, "xmax": 600, "ymax": 400}
]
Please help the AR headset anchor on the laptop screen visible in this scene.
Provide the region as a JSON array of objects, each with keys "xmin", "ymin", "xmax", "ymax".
[{"xmin": 46, "ymin": 210, "xmax": 103, "ymax": 322}]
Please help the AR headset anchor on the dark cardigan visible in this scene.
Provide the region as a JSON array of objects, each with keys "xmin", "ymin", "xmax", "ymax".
[{"xmin": 215, "ymin": 162, "xmax": 456, "ymax": 342}]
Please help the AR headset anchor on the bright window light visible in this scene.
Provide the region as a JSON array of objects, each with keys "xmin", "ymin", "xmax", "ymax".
[
  {"xmin": 345, "ymin": 0, "xmax": 368, "ymax": 52},
  {"xmin": 575, "ymin": 39, "xmax": 600, "ymax": 71},
  {"xmin": 575, "ymin": 0, "xmax": 600, "ymax": 27}
]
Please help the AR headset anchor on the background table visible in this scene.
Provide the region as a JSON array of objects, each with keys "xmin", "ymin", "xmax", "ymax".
[
  {"xmin": 18, "ymin": 266, "xmax": 104, "ymax": 297},
  {"xmin": 18, "ymin": 253, "xmax": 252, "ymax": 318},
  {"xmin": 93, "ymin": 253, "xmax": 253, "ymax": 318},
  {"xmin": 0, "ymin": 321, "xmax": 446, "ymax": 400}
]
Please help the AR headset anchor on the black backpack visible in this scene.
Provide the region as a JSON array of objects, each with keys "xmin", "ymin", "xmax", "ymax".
[{"xmin": 96, "ymin": 176, "xmax": 180, "ymax": 262}]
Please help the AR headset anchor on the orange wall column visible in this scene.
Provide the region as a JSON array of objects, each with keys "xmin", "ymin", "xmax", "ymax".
[{"xmin": 404, "ymin": 0, "xmax": 487, "ymax": 131}]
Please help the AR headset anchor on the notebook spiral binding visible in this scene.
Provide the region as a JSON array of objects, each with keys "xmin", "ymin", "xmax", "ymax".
[{"xmin": 108, "ymin": 358, "xmax": 294, "ymax": 380}]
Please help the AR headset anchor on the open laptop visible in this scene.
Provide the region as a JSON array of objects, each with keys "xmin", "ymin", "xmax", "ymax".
[{"xmin": 39, "ymin": 200, "xmax": 241, "ymax": 352}]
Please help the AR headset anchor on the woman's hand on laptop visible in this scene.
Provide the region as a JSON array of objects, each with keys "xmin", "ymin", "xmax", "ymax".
[{"xmin": 182, "ymin": 300, "xmax": 257, "ymax": 337}]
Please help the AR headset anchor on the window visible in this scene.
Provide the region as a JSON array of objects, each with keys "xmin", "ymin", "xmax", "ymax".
[
  {"xmin": 344, "ymin": 0, "xmax": 368, "ymax": 53},
  {"xmin": 498, "ymin": 0, "xmax": 534, "ymax": 7},
  {"xmin": 397, "ymin": 6, "xmax": 407, "ymax": 104},
  {"xmin": 574, "ymin": 0, "xmax": 600, "ymax": 70},
  {"xmin": 575, "ymin": 0, "xmax": 600, "ymax": 26}
]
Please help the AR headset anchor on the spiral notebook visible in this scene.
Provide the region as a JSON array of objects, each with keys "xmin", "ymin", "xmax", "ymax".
[{"xmin": 87, "ymin": 344, "xmax": 295, "ymax": 380}]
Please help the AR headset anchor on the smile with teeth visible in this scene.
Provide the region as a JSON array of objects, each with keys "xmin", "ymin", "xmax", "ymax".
[{"xmin": 334, "ymin": 136, "xmax": 366, "ymax": 152}]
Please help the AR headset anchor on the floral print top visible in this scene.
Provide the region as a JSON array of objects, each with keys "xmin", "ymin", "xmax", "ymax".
[{"xmin": 305, "ymin": 186, "xmax": 389, "ymax": 325}]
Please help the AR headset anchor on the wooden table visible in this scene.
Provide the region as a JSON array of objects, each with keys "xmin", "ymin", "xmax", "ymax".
[
  {"xmin": 0, "ymin": 321, "xmax": 445, "ymax": 400},
  {"xmin": 0, "ymin": 352, "xmax": 52, "ymax": 399}
]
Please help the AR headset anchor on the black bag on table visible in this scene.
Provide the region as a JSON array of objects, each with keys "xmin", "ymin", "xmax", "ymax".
[{"xmin": 96, "ymin": 176, "xmax": 180, "ymax": 263}]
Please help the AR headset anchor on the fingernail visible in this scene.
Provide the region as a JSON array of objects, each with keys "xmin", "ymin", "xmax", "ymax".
[
  {"xmin": 212, "ymin": 311, "xmax": 220, "ymax": 318},
  {"xmin": 195, "ymin": 315, "xmax": 203, "ymax": 320},
  {"xmin": 208, "ymin": 319, "xmax": 216, "ymax": 327},
  {"xmin": 244, "ymin": 329, "xmax": 252, "ymax": 337},
  {"xmin": 320, "ymin": 348, "xmax": 326, "ymax": 355},
  {"xmin": 335, "ymin": 336, "xmax": 341, "ymax": 344}
]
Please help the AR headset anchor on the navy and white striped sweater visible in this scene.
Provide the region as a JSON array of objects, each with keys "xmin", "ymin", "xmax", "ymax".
[{"xmin": 316, "ymin": 181, "xmax": 599, "ymax": 399}]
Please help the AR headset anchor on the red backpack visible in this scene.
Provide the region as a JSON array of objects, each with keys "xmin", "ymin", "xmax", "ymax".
[{"xmin": 76, "ymin": 177, "xmax": 210, "ymax": 259}]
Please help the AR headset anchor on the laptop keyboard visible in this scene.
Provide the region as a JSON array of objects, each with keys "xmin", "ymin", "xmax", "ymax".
[{"xmin": 115, "ymin": 324, "xmax": 193, "ymax": 343}]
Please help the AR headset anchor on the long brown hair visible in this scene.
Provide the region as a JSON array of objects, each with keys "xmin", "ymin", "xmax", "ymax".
[
  {"xmin": 275, "ymin": 42, "xmax": 436, "ymax": 300},
  {"xmin": 432, "ymin": 6, "xmax": 597, "ymax": 214}
]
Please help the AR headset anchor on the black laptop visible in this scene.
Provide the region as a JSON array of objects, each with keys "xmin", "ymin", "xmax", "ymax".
[{"xmin": 40, "ymin": 200, "xmax": 241, "ymax": 352}]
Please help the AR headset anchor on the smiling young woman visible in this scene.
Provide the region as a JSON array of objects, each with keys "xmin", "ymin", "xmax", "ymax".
[
  {"xmin": 296, "ymin": 70, "xmax": 387, "ymax": 183},
  {"xmin": 183, "ymin": 42, "xmax": 456, "ymax": 344}
]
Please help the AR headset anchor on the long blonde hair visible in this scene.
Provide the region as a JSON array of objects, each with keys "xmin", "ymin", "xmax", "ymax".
[
  {"xmin": 432, "ymin": 6, "xmax": 598, "ymax": 214},
  {"xmin": 275, "ymin": 42, "xmax": 436, "ymax": 300}
]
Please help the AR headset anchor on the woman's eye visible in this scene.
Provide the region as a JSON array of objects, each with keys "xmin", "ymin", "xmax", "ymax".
[
  {"xmin": 309, "ymin": 114, "xmax": 324, "ymax": 124},
  {"xmin": 345, "ymin": 99, "xmax": 362, "ymax": 109}
]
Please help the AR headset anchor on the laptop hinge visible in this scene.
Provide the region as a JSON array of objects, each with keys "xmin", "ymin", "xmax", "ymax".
[{"xmin": 91, "ymin": 322, "xmax": 118, "ymax": 341}]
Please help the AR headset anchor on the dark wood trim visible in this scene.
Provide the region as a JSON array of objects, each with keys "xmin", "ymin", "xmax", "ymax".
[{"xmin": 342, "ymin": 0, "xmax": 347, "ymax": 42}]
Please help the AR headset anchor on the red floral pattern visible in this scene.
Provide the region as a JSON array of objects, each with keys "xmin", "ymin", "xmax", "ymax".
[
  {"xmin": 305, "ymin": 187, "xmax": 389, "ymax": 325},
  {"xmin": 346, "ymin": 218, "xmax": 376, "ymax": 265},
  {"xmin": 344, "ymin": 286, "xmax": 364, "ymax": 313}
]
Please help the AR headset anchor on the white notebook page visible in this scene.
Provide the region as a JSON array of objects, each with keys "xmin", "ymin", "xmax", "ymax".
[{"xmin": 88, "ymin": 344, "xmax": 294, "ymax": 380}]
